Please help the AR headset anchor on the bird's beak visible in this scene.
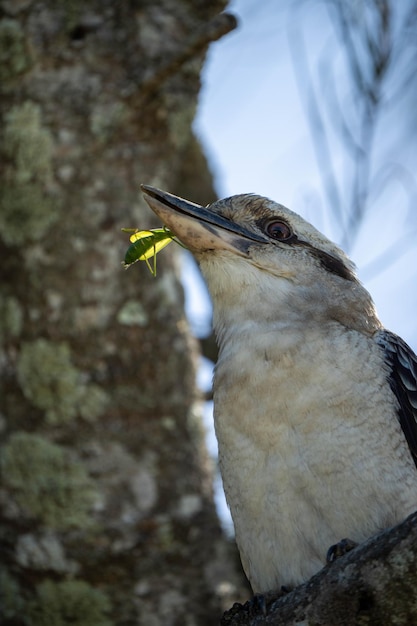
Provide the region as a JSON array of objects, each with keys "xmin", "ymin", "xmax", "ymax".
[{"xmin": 141, "ymin": 185, "xmax": 267, "ymax": 255}]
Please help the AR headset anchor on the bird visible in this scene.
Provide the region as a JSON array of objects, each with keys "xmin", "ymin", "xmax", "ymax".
[{"xmin": 141, "ymin": 184, "xmax": 417, "ymax": 594}]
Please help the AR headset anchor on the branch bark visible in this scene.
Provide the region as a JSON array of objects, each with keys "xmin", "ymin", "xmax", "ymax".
[{"xmin": 222, "ymin": 511, "xmax": 417, "ymax": 625}]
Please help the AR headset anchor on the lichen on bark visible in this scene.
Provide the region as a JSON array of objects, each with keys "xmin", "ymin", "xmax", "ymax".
[
  {"xmin": 0, "ymin": 294, "xmax": 23, "ymax": 340},
  {"xmin": 28, "ymin": 580, "xmax": 112, "ymax": 626},
  {"xmin": 0, "ymin": 18, "xmax": 32, "ymax": 84},
  {"xmin": 1, "ymin": 432, "xmax": 96, "ymax": 529},
  {"xmin": 16, "ymin": 339, "xmax": 107, "ymax": 424},
  {"xmin": 4, "ymin": 101, "xmax": 53, "ymax": 184}
]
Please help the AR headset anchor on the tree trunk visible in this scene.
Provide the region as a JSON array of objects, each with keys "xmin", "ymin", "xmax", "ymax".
[{"xmin": 0, "ymin": 2, "xmax": 243, "ymax": 624}]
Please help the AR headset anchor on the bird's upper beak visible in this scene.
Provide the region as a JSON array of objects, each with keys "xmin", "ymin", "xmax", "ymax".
[{"xmin": 141, "ymin": 185, "xmax": 268, "ymax": 255}]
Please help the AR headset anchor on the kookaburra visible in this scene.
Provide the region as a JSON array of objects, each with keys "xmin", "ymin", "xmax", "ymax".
[{"xmin": 141, "ymin": 185, "xmax": 417, "ymax": 594}]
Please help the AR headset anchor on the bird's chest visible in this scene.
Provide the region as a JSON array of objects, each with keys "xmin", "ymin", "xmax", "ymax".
[
  {"xmin": 212, "ymin": 325, "xmax": 416, "ymax": 590},
  {"xmin": 213, "ymin": 328, "xmax": 337, "ymax": 510},
  {"xmin": 213, "ymin": 326, "xmax": 346, "ymax": 467}
]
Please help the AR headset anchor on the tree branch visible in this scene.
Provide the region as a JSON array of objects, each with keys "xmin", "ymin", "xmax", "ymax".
[
  {"xmin": 221, "ymin": 510, "xmax": 417, "ymax": 625},
  {"xmin": 139, "ymin": 12, "xmax": 237, "ymax": 98}
]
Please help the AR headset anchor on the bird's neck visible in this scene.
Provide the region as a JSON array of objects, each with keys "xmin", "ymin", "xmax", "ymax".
[
  {"xmin": 199, "ymin": 253, "xmax": 382, "ymax": 351},
  {"xmin": 210, "ymin": 282, "xmax": 381, "ymax": 356}
]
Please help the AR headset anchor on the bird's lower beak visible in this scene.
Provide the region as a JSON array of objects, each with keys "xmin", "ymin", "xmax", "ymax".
[{"xmin": 141, "ymin": 185, "xmax": 267, "ymax": 255}]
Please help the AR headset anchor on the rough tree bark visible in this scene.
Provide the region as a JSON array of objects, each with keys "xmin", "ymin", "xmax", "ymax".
[{"xmin": 0, "ymin": 2, "xmax": 245, "ymax": 625}]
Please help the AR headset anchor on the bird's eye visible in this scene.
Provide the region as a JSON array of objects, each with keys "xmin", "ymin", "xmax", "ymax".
[{"xmin": 265, "ymin": 220, "xmax": 292, "ymax": 241}]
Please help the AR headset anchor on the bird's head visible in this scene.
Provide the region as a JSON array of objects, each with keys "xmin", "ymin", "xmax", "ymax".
[{"xmin": 141, "ymin": 186, "xmax": 381, "ymax": 336}]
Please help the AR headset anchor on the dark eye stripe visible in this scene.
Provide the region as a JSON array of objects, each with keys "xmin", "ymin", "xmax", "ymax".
[
  {"xmin": 258, "ymin": 216, "xmax": 355, "ymax": 281},
  {"xmin": 301, "ymin": 243, "xmax": 356, "ymax": 281}
]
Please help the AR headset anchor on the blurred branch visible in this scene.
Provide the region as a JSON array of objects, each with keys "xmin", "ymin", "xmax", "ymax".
[
  {"xmin": 360, "ymin": 162, "xmax": 417, "ymax": 280},
  {"xmin": 318, "ymin": 53, "xmax": 361, "ymax": 158},
  {"xmin": 287, "ymin": 0, "xmax": 417, "ymax": 256},
  {"xmin": 287, "ymin": 15, "xmax": 344, "ymax": 228},
  {"xmin": 325, "ymin": 1, "xmax": 390, "ymax": 249}
]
